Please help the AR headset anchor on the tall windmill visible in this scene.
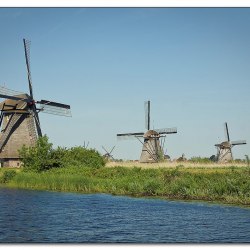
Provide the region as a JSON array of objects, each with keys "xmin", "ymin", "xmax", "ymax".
[
  {"xmin": 117, "ymin": 101, "xmax": 177, "ymax": 163},
  {"xmin": 0, "ymin": 39, "xmax": 71, "ymax": 167},
  {"xmin": 215, "ymin": 122, "xmax": 246, "ymax": 163}
]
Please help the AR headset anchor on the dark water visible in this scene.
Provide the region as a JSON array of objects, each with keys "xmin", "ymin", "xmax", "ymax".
[{"xmin": 0, "ymin": 188, "xmax": 250, "ymax": 243}]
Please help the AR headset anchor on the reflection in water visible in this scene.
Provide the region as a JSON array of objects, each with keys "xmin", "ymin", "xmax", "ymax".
[{"xmin": 0, "ymin": 188, "xmax": 249, "ymax": 243}]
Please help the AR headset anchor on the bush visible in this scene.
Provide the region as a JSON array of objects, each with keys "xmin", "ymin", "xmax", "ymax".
[
  {"xmin": 19, "ymin": 136, "xmax": 105, "ymax": 172},
  {"xmin": 19, "ymin": 135, "xmax": 55, "ymax": 172},
  {"xmin": 0, "ymin": 170, "xmax": 17, "ymax": 183},
  {"xmin": 62, "ymin": 146, "xmax": 106, "ymax": 168}
]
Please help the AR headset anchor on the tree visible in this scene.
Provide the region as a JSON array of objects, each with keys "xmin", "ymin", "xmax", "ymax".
[
  {"xmin": 19, "ymin": 135, "xmax": 106, "ymax": 172},
  {"xmin": 19, "ymin": 135, "xmax": 57, "ymax": 172}
]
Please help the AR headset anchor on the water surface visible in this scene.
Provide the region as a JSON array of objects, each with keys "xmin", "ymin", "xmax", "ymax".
[{"xmin": 0, "ymin": 188, "xmax": 249, "ymax": 243}]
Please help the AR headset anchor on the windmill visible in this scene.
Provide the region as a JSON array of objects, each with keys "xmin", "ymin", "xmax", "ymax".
[
  {"xmin": 83, "ymin": 141, "xmax": 89, "ymax": 149},
  {"xmin": 117, "ymin": 101, "xmax": 177, "ymax": 163},
  {"xmin": 215, "ymin": 122, "xmax": 246, "ymax": 163},
  {"xmin": 0, "ymin": 39, "xmax": 71, "ymax": 167},
  {"xmin": 102, "ymin": 145, "xmax": 115, "ymax": 161}
]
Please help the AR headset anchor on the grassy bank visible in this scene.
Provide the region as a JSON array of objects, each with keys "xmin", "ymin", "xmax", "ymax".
[{"xmin": 1, "ymin": 165, "xmax": 250, "ymax": 206}]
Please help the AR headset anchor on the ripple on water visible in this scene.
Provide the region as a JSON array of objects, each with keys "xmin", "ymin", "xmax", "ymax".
[{"xmin": 0, "ymin": 188, "xmax": 249, "ymax": 243}]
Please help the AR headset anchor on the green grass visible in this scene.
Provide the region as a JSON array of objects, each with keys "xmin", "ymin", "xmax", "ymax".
[{"xmin": 2, "ymin": 166, "xmax": 250, "ymax": 206}]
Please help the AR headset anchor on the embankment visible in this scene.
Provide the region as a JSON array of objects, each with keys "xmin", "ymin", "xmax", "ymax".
[{"xmin": 1, "ymin": 165, "xmax": 250, "ymax": 206}]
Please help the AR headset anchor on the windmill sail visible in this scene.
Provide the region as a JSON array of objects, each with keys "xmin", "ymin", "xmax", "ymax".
[
  {"xmin": 0, "ymin": 85, "xmax": 30, "ymax": 104},
  {"xmin": 0, "ymin": 93, "xmax": 29, "ymax": 103},
  {"xmin": 224, "ymin": 122, "xmax": 230, "ymax": 142},
  {"xmin": 0, "ymin": 86, "xmax": 25, "ymax": 97},
  {"xmin": 145, "ymin": 100, "xmax": 150, "ymax": 130},
  {"xmin": 23, "ymin": 39, "xmax": 34, "ymax": 99},
  {"xmin": 117, "ymin": 132, "xmax": 144, "ymax": 140},
  {"xmin": 38, "ymin": 100, "xmax": 71, "ymax": 117},
  {"xmin": 155, "ymin": 127, "xmax": 177, "ymax": 134},
  {"xmin": 231, "ymin": 140, "xmax": 247, "ymax": 146}
]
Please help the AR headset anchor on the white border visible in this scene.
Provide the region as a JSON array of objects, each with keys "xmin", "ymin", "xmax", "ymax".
[{"xmin": 0, "ymin": 0, "xmax": 250, "ymax": 7}]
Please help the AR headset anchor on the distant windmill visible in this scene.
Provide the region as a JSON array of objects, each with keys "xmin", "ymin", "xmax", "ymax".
[
  {"xmin": 215, "ymin": 122, "xmax": 246, "ymax": 163},
  {"xmin": 117, "ymin": 101, "xmax": 177, "ymax": 163},
  {"xmin": 0, "ymin": 39, "xmax": 71, "ymax": 167},
  {"xmin": 102, "ymin": 145, "xmax": 115, "ymax": 161},
  {"xmin": 83, "ymin": 141, "xmax": 89, "ymax": 149}
]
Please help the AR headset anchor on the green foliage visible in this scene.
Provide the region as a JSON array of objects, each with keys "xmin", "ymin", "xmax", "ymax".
[
  {"xmin": 143, "ymin": 179, "xmax": 162, "ymax": 195},
  {"xmin": 62, "ymin": 146, "xmax": 105, "ymax": 168},
  {"xmin": 189, "ymin": 156, "xmax": 212, "ymax": 163},
  {"xmin": 19, "ymin": 135, "xmax": 105, "ymax": 172},
  {"xmin": 0, "ymin": 170, "xmax": 17, "ymax": 183},
  {"xmin": 19, "ymin": 135, "xmax": 55, "ymax": 172},
  {"xmin": 4, "ymin": 163, "xmax": 250, "ymax": 205},
  {"xmin": 157, "ymin": 150, "xmax": 165, "ymax": 162}
]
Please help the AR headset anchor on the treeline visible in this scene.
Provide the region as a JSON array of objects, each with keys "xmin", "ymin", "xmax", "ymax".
[{"xmin": 18, "ymin": 135, "xmax": 105, "ymax": 172}]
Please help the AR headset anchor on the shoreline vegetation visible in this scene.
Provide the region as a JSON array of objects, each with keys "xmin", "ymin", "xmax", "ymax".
[
  {"xmin": 1, "ymin": 163, "xmax": 250, "ymax": 207},
  {"xmin": 0, "ymin": 136, "xmax": 249, "ymax": 207}
]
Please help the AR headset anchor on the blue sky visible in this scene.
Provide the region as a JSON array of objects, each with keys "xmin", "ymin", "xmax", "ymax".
[{"xmin": 0, "ymin": 7, "xmax": 250, "ymax": 160}]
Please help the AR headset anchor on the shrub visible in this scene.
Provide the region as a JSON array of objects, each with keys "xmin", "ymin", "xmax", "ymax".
[
  {"xmin": 0, "ymin": 170, "xmax": 17, "ymax": 183},
  {"xmin": 19, "ymin": 135, "xmax": 55, "ymax": 172},
  {"xmin": 62, "ymin": 146, "xmax": 105, "ymax": 168},
  {"xmin": 19, "ymin": 135, "xmax": 105, "ymax": 172}
]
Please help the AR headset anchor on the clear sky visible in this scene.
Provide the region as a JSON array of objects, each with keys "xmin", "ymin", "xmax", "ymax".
[{"xmin": 0, "ymin": 7, "xmax": 250, "ymax": 160}]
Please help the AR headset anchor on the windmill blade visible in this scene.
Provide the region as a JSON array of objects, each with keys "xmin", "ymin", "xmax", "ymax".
[
  {"xmin": 0, "ymin": 93, "xmax": 30, "ymax": 103},
  {"xmin": 224, "ymin": 122, "xmax": 230, "ymax": 142},
  {"xmin": 102, "ymin": 146, "xmax": 109, "ymax": 154},
  {"xmin": 110, "ymin": 145, "xmax": 116, "ymax": 154},
  {"xmin": 160, "ymin": 135, "xmax": 166, "ymax": 152},
  {"xmin": 0, "ymin": 85, "xmax": 26, "ymax": 97},
  {"xmin": 37, "ymin": 100, "xmax": 71, "ymax": 117},
  {"xmin": 145, "ymin": 100, "xmax": 150, "ymax": 130},
  {"xmin": 38, "ymin": 100, "xmax": 70, "ymax": 109},
  {"xmin": 117, "ymin": 132, "xmax": 144, "ymax": 140},
  {"xmin": 155, "ymin": 127, "xmax": 177, "ymax": 134},
  {"xmin": 23, "ymin": 39, "xmax": 34, "ymax": 99},
  {"xmin": 31, "ymin": 108, "xmax": 42, "ymax": 137},
  {"xmin": 0, "ymin": 112, "xmax": 4, "ymax": 130},
  {"xmin": 231, "ymin": 140, "xmax": 247, "ymax": 146}
]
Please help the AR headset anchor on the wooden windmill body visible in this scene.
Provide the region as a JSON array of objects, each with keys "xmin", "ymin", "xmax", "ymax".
[
  {"xmin": 0, "ymin": 39, "xmax": 71, "ymax": 167},
  {"xmin": 117, "ymin": 101, "xmax": 177, "ymax": 163},
  {"xmin": 215, "ymin": 122, "xmax": 246, "ymax": 163},
  {"xmin": 140, "ymin": 130, "xmax": 162, "ymax": 163}
]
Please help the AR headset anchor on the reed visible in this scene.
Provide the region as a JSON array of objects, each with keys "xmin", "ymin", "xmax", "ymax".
[
  {"xmin": 106, "ymin": 161, "xmax": 248, "ymax": 169},
  {"xmin": 4, "ymin": 165, "xmax": 250, "ymax": 206}
]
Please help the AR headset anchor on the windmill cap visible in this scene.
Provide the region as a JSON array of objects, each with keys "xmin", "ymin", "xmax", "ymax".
[
  {"xmin": 144, "ymin": 130, "xmax": 160, "ymax": 138},
  {"xmin": 219, "ymin": 141, "xmax": 231, "ymax": 148},
  {"xmin": 0, "ymin": 93, "xmax": 30, "ymax": 110}
]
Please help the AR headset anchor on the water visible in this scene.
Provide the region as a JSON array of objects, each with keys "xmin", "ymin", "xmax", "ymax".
[{"xmin": 0, "ymin": 188, "xmax": 249, "ymax": 243}]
